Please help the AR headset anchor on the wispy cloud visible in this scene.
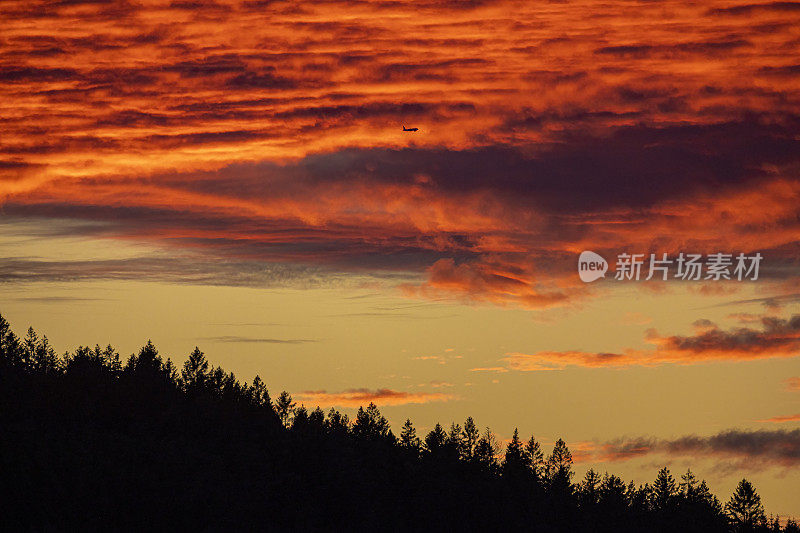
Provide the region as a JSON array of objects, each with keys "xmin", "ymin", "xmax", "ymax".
[
  {"xmin": 469, "ymin": 366, "xmax": 509, "ymax": 373},
  {"xmin": 785, "ymin": 377, "xmax": 800, "ymax": 391},
  {"xmin": 294, "ymin": 388, "xmax": 455, "ymax": 407},
  {"xmin": 716, "ymin": 293, "xmax": 800, "ymax": 310},
  {"xmin": 598, "ymin": 428, "xmax": 800, "ymax": 468},
  {"xmin": 9, "ymin": 296, "xmax": 109, "ymax": 303},
  {"xmin": 200, "ymin": 336, "xmax": 317, "ymax": 344},
  {"xmin": 758, "ymin": 413, "xmax": 800, "ymax": 424},
  {"xmin": 0, "ymin": 256, "xmax": 358, "ymax": 288}
]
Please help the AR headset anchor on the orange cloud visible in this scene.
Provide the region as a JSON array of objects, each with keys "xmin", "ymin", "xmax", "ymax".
[
  {"xmin": 469, "ymin": 366, "xmax": 509, "ymax": 373},
  {"xmin": 727, "ymin": 313, "xmax": 763, "ymax": 324},
  {"xmin": 294, "ymin": 388, "xmax": 455, "ymax": 407},
  {"xmin": 567, "ymin": 441, "xmax": 598, "ymax": 464},
  {"xmin": 759, "ymin": 413, "xmax": 800, "ymax": 423},
  {"xmin": 1, "ymin": 0, "xmax": 799, "ymax": 307},
  {"xmin": 504, "ymin": 315, "xmax": 800, "ymax": 370},
  {"xmin": 404, "ymin": 258, "xmax": 571, "ymax": 309},
  {"xmin": 596, "ymin": 438, "xmax": 655, "ymax": 462}
]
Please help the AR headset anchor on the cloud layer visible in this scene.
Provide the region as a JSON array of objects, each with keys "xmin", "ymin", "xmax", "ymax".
[{"xmin": 1, "ymin": 0, "xmax": 799, "ymax": 304}]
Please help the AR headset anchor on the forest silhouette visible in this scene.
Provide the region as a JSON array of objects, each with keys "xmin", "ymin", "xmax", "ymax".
[{"xmin": 0, "ymin": 312, "xmax": 796, "ymax": 532}]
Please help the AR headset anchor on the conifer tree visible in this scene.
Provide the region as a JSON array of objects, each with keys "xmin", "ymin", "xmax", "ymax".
[
  {"xmin": 275, "ymin": 390, "xmax": 296, "ymax": 427},
  {"xmin": 725, "ymin": 479, "xmax": 766, "ymax": 530}
]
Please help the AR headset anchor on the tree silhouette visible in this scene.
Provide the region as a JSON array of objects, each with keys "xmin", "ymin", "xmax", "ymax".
[
  {"xmin": 502, "ymin": 428, "xmax": 531, "ymax": 480},
  {"xmin": 22, "ymin": 327, "xmax": 38, "ymax": 368},
  {"xmin": 291, "ymin": 404, "xmax": 310, "ymax": 429},
  {"xmin": 275, "ymin": 390, "xmax": 295, "ymax": 427},
  {"xmin": 0, "ymin": 311, "xmax": 796, "ymax": 531},
  {"xmin": 599, "ymin": 473, "xmax": 627, "ymax": 512},
  {"xmin": 472, "ymin": 427, "xmax": 501, "ymax": 474},
  {"xmin": 182, "ymin": 346, "xmax": 209, "ymax": 396},
  {"xmin": 98, "ymin": 344, "xmax": 121, "ymax": 373},
  {"xmin": 652, "ymin": 467, "xmax": 678, "ymax": 512},
  {"xmin": 446, "ymin": 422, "xmax": 464, "ymax": 458},
  {"xmin": 546, "ymin": 438, "xmax": 574, "ymax": 491},
  {"xmin": 325, "ymin": 407, "xmax": 349, "ymax": 438},
  {"xmin": 462, "ymin": 416, "xmax": 479, "ymax": 459},
  {"xmin": 399, "ymin": 418, "xmax": 421, "ymax": 454},
  {"xmin": 248, "ymin": 375, "xmax": 273, "ymax": 410},
  {"xmin": 26, "ymin": 331, "xmax": 58, "ymax": 374},
  {"xmin": 424, "ymin": 422, "xmax": 447, "ymax": 456},
  {"xmin": 525, "ymin": 435, "xmax": 545, "ymax": 483},
  {"xmin": 351, "ymin": 402, "xmax": 392, "ymax": 443},
  {"xmin": 579, "ymin": 468, "xmax": 601, "ymax": 507},
  {"xmin": 726, "ymin": 479, "xmax": 766, "ymax": 531}
]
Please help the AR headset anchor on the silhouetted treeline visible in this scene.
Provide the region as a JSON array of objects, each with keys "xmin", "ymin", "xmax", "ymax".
[{"xmin": 0, "ymin": 313, "xmax": 796, "ymax": 532}]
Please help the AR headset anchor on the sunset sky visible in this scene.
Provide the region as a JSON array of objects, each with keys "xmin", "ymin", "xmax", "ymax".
[{"xmin": 2, "ymin": 0, "xmax": 800, "ymax": 518}]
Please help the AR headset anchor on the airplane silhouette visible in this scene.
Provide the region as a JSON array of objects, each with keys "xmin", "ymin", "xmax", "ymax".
[{"xmin": 402, "ymin": 126, "xmax": 419, "ymax": 132}]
